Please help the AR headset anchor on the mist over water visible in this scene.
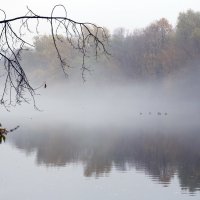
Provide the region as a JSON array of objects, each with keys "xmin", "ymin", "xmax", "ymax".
[
  {"xmin": 2, "ymin": 71, "xmax": 200, "ymax": 131},
  {"xmin": 1, "ymin": 64, "xmax": 200, "ymax": 200},
  {"xmin": 0, "ymin": 90, "xmax": 197, "ymax": 134}
]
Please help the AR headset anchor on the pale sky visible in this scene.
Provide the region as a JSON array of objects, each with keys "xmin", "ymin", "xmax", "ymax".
[{"xmin": 1, "ymin": 0, "xmax": 200, "ymax": 31}]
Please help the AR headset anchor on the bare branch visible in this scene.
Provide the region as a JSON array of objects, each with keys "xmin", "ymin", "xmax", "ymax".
[{"xmin": 0, "ymin": 5, "xmax": 109, "ymax": 109}]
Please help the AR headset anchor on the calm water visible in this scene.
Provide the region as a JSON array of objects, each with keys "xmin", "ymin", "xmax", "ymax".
[{"xmin": 1, "ymin": 115, "xmax": 200, "ymax": 200}]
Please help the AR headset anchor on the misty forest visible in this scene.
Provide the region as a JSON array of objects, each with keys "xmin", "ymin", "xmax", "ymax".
[
  {"xmin": 18, "ymin": 10, "xmax": 200, "ymax": 87},
  {"xmin": 1, "ymin": 6, "xmax": 200, "ymax": 200}
]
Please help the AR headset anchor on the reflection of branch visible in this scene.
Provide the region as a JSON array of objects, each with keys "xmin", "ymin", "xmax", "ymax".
[{"xmin": 0, "ymin": 5, "xmax": 109, "ymax": 109}]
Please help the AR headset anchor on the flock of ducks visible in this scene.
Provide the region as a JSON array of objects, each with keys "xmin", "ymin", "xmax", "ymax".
[{"xmin": 139, "ymin": 112, "xmax": 168, "ymax": 116}]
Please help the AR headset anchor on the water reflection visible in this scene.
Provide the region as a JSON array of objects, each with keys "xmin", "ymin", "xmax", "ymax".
[{"xmin": 8, "ymin": 123, "xmax": 200, "ymax": 193}]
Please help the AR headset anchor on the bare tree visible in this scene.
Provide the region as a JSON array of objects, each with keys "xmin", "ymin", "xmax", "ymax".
[{"xmin": 0, "ymin": 5, "xmax": 109, "ymax": 110}]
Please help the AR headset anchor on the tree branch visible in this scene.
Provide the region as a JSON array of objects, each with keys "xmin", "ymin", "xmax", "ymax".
[{"xmin": 0, "ymin": 5, "xmax": 109, "ymax": 110}]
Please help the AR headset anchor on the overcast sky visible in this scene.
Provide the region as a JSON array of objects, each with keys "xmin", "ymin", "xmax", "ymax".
[{"xmin": 1, "ymin": 0, "xmax": 200, "ymax": 31}]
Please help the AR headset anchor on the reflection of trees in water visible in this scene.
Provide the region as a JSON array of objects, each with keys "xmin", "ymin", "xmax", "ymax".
[
  {"xmin": 176, "ymin": 134, "xmax": 200, "ymax": 193},
  {"xmin": 9, "ymin": 126, "xmax": 200, "ymax": 192}
]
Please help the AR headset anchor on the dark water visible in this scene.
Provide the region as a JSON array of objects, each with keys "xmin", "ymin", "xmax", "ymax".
[{"xmin": 1, "ymin": 116, "xmax": 200, "ymax": 200}]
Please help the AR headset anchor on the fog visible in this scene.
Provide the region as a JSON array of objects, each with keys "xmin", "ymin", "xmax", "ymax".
[
  {"xmin": 1, "ymin": 63, "xmax": 200, "ymax": 134},
  {"xmin": 1, "ymin": 9, "xmax": 199, "ymax": 134},
  {"xmin": 4, "ymin": 70, "xmax": 200, "ymax": 191},
  {"xmin": 2, "ymin": 60, "xmax": 200, "ymax": 199}
]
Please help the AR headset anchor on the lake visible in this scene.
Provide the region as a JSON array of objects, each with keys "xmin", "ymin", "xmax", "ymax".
[
  {"xmin": 1, "ymin": 115, "xmax": 200, "ymax": 200},
  {"xmin": 1, "ymin": 82, "xmax": 200, "ymax": 200}
]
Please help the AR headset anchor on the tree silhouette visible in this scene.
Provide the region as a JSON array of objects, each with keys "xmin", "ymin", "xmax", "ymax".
[{"xmin": 0, "ymin": 5, "xmax": 109, "ymax": 109}]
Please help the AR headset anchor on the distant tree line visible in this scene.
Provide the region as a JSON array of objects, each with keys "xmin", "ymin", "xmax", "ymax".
[
  {"xmin": 111, "ymin": 9, "xmax": 200, "ymax": 80},
  {"xmin": 21, "ymin": 9, "xmax": 200, "ymax": 84}
]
